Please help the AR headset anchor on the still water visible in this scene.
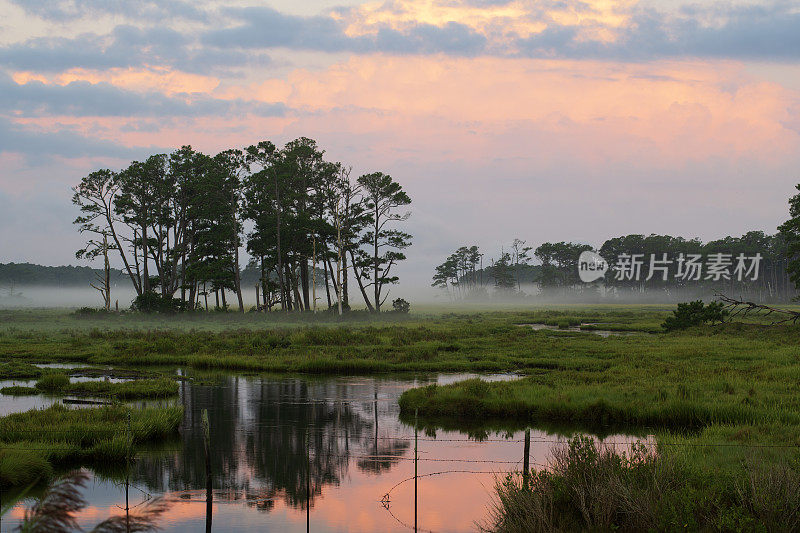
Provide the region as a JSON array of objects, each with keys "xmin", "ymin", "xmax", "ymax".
[{"xmin": 2, "ymin": 373, "xmax": 648, "ymax": 532}]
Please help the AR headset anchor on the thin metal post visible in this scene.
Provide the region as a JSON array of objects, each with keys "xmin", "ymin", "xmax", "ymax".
[
  {"xmin": 126, "ymin": 411, "xmax": 131, "ymax": 533},
  {"xmin": 312, "ymin": 235, "xmax": 317, "ymax": 313},
  {"xmin": 306, "ymin": 429, "xmax": 311, "ymax": 533},
  {"xmin": 523, "ymin": 429, "xmax": 531, "ymax": 490},
  {"xmin": 202, "ymin": 409, "xmax": 212, "ymax": 533},
  {"xmin": 414, "ymin": 408, "xmax": 418, "ymax": 533}
]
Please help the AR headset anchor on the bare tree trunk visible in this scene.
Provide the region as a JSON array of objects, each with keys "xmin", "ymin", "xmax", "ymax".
[
  {"xmin": 133, "ymin": 229, "xmax": 141, "ymax": 293},
  {"xmin": 291, "ymin": 267, "xmax": 304, "ymax": 312},
  {"xmin": 187, "ymin": 231, "xmax": 196, "ymax": 309},
  {"xmin": 104, "ymin": 209, "xmax": 140, "ymax": 296},
  {"xmin": 334, "ymin": 205, "xmax": 344, "ymax": 316},
  {"xmin": 312, "ymin": 235, "xmax": 317, "ymax": 313},
  {"xmin": 342, "ymin": 249, "xmax": 349, "ymax": 308},
  {"xmin": 284, "ymin": 263, "xmax": 294, "ymax": 311},
  {"xmin": 373, "ymin": 213, "xmax": 380, "ymax": 313},
  {"xmin": 349, "ymin": 249, "xmax": 375, "ymax": 312},
  {"xmin": 326, "ymin": 258, "xmax": 339, "ymax": 299},
  {"xmin": 234, "ymin": 246, "xmax": 244, "ymax": 313},
  {"xmin": 260, "ymin": 258, "xmax": 269, "ymax": 311},
  {"xmin": 142, "ymin": 224, "xmax": 150, "ymax": 293},
  {"xmin": 91, "ymin": 235, "xmax": 112, "ymax": 311},
  {"xmin": 273, "ymin": 170, "xmax": 287, "ymax": 312},
  {"xmin": 301, "ymin": 260, "xmax": 311, "ymax": 312},
  {"xmin": 323, "ymin": 256, "xmax": 332, "ymax": 309}
]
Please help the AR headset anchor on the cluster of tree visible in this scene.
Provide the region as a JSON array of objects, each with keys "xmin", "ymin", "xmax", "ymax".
[
  {"xmin": 598, "ymin": 232, "xmax": 793, "ymax": 300},
  {"xmin": 72, "ymin": 138, "xmax": 412, "ymax": 313},
  {"xmin": 433, "ymin": 233, "xmax": 797, "ymax": 302},
  {"xmin": 534, "ymin": 241, "xmax": 593, "ymax": 290},
  {"xmin": 432, "ymin": 239, "xmax": 541, "ymax": 299}
]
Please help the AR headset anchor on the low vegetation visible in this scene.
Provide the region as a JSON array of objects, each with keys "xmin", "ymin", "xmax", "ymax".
[
  {"xmin": 2, "ymin": 306, "xmax": 800, "ymax": 527},
  {"xmin": 661, "ymin": 300, "xmax": 727, "ymax": 331},
  {"xmin": 484, "ymin": 436, "xmax": 800, "ymax": 532},
  {"xmin": 0, "ymin": 307, "xmax": 669, "ymax": 374},
  {"xmin": 0, "ymin": 361, "xmax": 43, "ymax": 379},
  {"xmin": 0, "ymin": 404, "xmax": 183, "ymax": 488},
  {"xmin": 1, "ymin": 385, "xmax": 38, "ymax": 395},
  {"xmin": 32, "ymin": 374, "xmax": 179, "ymax": 400}
]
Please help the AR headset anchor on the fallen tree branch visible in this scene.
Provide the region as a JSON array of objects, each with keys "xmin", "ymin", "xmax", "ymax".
[{"xmin": 715, "ymin": 293, "xmax": 800, "ymax": 325}]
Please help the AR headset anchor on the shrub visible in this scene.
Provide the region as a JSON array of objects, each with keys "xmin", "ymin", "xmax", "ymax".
[
  {"xmin": 74, "ymin": 307, "xmax": 109, "ymax": 316},
  {"xmin": 35, "ymin": 373, "xmax": 70, "ymax": 392},
  {"xmin": 392, "ymin": 298, "xmax": 411, "ymax": 314},
  {"xmin": 483, "ymin": 436, "xmax": 674, "ymax": 532},
  {"xmin": 131, "ymin": 291, "xmax": 182, "ymax": 313},
  {"xmin": 662, "ymin": 300, "xmax": 727, "ymax": 331}
]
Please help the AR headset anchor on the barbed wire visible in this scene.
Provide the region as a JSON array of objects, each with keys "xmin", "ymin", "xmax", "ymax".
[{"xmin": 3, "ymin": 423, "xmax": 800, "ymax": 450}]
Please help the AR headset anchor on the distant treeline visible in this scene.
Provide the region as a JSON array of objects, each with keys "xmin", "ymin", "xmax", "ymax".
[
  {"xmin": 598, "ymin": 232, "xmax": 793, "ymax": 301},
  {"xmin": 434, "ymin": 232, "xmax": 797, "ymax": 302},
  {"xmin": 0, "ymin": 263, "xmax": 128, "ymax": 288}
]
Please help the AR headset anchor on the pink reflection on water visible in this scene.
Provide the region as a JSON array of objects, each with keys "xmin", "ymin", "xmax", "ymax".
[{"xmin": 3, "ymin": 430, "xmax": 652, "ymax": 532}]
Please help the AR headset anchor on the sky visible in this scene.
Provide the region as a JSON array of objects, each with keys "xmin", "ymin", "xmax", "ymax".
[{"xmin": 0, "ymin": 0, "xmax": 799, "ymax": 292}]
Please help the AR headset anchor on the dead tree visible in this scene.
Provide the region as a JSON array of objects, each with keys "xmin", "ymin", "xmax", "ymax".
[
  {"xmin": 716, "ymin": 293, "xmax": 800, "ymax": 325},
  {"xmin": 89, "ymin": 234, "xmax": 112, "ymax": 311}
]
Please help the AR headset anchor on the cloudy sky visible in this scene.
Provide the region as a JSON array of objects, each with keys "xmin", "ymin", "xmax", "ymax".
[{"xmin": 1, "ymin": 0, "xmax": 799, "ymax": 289}]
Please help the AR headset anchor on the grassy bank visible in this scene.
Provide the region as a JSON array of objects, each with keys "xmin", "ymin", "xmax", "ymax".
[
  {"xmin": 0, "ymin": 404, "xmax": 183, "ymax": 488},
  {"xmin": 398, "ymin": 321, "xmax": 800, "ymax": 428},
  {"xmin": 31, "ymin": 373, "xmax": 179, "ymax": 399},
  {"xmin": 0, "ymin": 307, "xmax": 673, "ymax": 374},
  {"xmin": 1, "ymin": 368, "xmax": 180, "ymax": 399}
]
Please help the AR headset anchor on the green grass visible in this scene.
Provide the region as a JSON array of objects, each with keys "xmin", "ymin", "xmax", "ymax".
[
  {"xmin": 484, "ymin": 435, "xmax": 800, "ymax": 532},
  {"xmin": 0, "ymin": 385, "xmax": 38, "ymax": 395},
  {"xmin": 7, "ymin": 369, "xmax": 181, "ymax": 400},
  {"xmin": 0, "ymin": 307, "xmax": 675, "ymax": 374},
  {"xmin": 32, "ymin": 374, "xmax": 179, "ymax": 399},
  {"xmin": 62, "ymin": 377, "xmax": 179, "ymax": 399},
  {"xmin": 398, "ymin": 322, "xmax": 800, "ymax": 430},
  {"xmin": 0, "ymin": 404, "xmax": 183, "ymax": 488},
  {"xmin": 35, "ymin": 373, "xmax": 70, "ymax": 391},
  {"xmin": 0, "ymin": 361, "xmax": 43, "ymax": 379}
]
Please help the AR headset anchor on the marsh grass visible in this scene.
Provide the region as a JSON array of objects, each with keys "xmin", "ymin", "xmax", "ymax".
[
  {"xmin": 483, "ymin": 436, "xmax": 800, "ymax": 532},
  {"xmin": 0, "ymin": 385, "xmax": 38, "ymax": 395},
  {"xmin": 35, "ymin": 373, "xmax": 70, "ymax": 391},
  {"xmin": 24, "ymin": 370, "xmax": 179, "ymax": 400},
  {"xmin": 0, "ymin": 404, "xmax": 183, "ymax": 487},
  {"xmin": 4, "ymin": 306, "xmax": 800, "ymax": 522},
  {"xmin": 0, "ymin": 362, "xmax": 43, "ymax": 379},
  {"xmin": 61, "ymin": 378, "xmax": 179, "ymax": 399}
]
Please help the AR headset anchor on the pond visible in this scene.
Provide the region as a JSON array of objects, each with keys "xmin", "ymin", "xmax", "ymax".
[
  {"xmin": 520, "ymin": 323, "xmax": 651, "ymax": 337},
  {"xmin": 1, "ymin": 373, "xmax": 651, "ymax": 532}
]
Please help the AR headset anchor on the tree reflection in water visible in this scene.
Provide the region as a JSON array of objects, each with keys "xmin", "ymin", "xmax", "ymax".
[{"xmin": 130, "ymin": 375, "xmax": 411, "ymax": 512}]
